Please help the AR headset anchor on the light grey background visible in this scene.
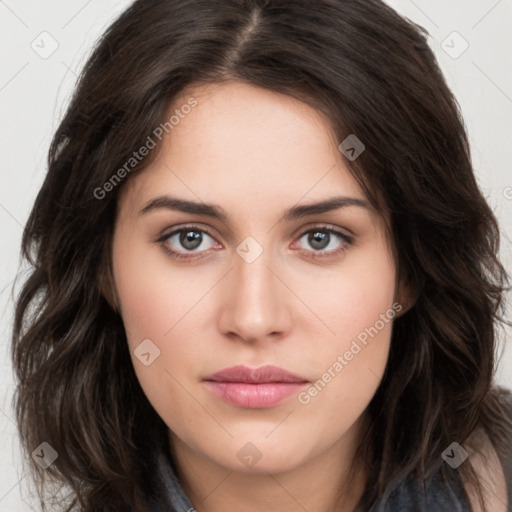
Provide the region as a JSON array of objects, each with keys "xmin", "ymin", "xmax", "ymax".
[{"xmin": 1, "ymin": 1, "xmax": 511, "ymax": 510}]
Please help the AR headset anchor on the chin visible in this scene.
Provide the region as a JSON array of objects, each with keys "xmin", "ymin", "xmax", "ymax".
[{"xmin": 207, "ymin": 440, "xmax": 307, "ymax": 475}]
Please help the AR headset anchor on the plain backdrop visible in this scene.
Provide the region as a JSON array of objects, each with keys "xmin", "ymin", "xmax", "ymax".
[{"xmin": 1, "ymin": 1, "xmax": 511, "ymax": 510}]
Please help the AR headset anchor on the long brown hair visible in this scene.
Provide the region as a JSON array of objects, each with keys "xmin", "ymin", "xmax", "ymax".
[{"xmin": 11, "ymin": 0, "xmax": 512, "ymax": 510}]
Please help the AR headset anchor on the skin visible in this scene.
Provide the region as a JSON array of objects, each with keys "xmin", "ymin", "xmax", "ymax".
[{"xmin": 111, "ymin": 81, "xmax": 411, "ymax": 512}]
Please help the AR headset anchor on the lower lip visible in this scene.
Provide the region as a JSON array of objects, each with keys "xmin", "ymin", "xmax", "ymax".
[{"xmin": 203, "ymin": 381, "xmax": 307, "ymax": 408}]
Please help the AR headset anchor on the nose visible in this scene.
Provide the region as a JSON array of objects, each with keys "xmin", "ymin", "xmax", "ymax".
[{"xmin": 217, "ymin": 246, "xmax": 293, "ymax": 345}]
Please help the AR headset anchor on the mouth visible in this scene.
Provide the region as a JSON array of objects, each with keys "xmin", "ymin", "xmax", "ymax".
[{"xmin": 203, "ymin": 365, "xmax": 309, "ymax": 408}]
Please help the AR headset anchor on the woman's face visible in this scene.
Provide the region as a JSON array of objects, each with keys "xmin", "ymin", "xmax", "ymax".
[{"xmin": 111, "ymin": 81, "xmax": 404, "ymax": 474}]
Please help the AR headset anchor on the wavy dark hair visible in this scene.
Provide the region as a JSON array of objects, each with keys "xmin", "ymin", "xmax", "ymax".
[{"xmin": 11, "ymin": 0, "xmax": 512, "ymax": 510}]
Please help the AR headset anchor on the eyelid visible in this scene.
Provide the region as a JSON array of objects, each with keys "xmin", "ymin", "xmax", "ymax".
[
  {"xmin": 156, "ymin": 223, "xmax": 217, "ymax": 242},
  {"xmin": 292, "ymin": 221, "xmax": 354, "ymax": 240}
]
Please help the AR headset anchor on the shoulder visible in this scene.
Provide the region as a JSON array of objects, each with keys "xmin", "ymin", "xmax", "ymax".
[
  {"xmin": 375, "ymin": 467, "xmax": 472, "ymax": 511},
  {"xmin": 376, "ymin": 391, "xmax": 512, "ymax": 512},
  {"xmin": 462, "ymin": 391, "xmax": 512, "ymax": 512},
  {"xmin": 462, "ymin": 427, "xmax": 509, "ymax": 512}
]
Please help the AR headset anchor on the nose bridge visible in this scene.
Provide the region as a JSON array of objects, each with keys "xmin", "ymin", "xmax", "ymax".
[{"xmin": 218, "ymin": 238, "xmax": 290, "ymax": 342}]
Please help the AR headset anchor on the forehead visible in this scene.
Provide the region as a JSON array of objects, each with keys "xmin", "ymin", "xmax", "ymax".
[{"xmin": 121, "ymin": 81, "xmax": 366, "ymax": 209}]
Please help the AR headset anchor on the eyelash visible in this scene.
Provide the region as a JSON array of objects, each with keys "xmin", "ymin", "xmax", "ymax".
[{"xmin": 155, "ymin": 224, "xmax": 354, "ymax": 261}]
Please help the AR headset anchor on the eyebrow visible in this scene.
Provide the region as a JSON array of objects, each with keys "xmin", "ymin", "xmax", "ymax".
[{"xmin": 139, "ymin": 195, "xmax": 370, "ymax": 222}]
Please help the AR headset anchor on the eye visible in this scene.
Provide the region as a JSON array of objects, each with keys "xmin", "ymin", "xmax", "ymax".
[
  {"xmin": 156, "ymin": 224, "xmax": 353, "ymax": 261},
  {"xmin": 156, "ymin": 225, "xmax": 221, "ymax": 260},
  {"xmin": 292, "ymin": 226, "xmax": 353, "ymax": 259}
]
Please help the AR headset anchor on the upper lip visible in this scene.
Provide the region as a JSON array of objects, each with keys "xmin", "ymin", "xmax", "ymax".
[{"xmin": 204, "ymin": 365, "xmax": 308, "ymax": 383}]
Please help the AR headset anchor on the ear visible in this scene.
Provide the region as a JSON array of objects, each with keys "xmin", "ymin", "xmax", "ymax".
[
  {"xmin": 97, "ymin": 243, "xmax": 120, "ymax": 313},
  {"xmin": 394, "ymin": 273, "xmax": 419, "ymax": 318}
]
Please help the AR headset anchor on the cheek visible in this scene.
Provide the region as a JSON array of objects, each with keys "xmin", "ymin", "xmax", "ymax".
[
  {"xmin": 293, "ymin": 240, "xmax": 396, "ymax": 411},
  {"xmin": 112, "ymin": 235, "xmax": 208, "ymax": 410},
  {"xmin": 299, "ymin": 237, "xmax": 397, "ymax": 352},
  {"xmin": 112, "ymin": 233, "xmax": 197, "ymax": 342}
]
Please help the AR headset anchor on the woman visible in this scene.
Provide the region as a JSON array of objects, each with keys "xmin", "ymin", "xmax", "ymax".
[{"xmin": 11, "ymin": 0, "xmax": 512, "ymax": 511}]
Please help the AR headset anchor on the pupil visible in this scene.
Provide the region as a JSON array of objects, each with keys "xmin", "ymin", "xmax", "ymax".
[
  {"xmin": 310, "ymin": 231, "xmax": 329, "ymax": 250},
  {"xmin": 181, "ymin": 231, "xmax": 202, "ymax": 250}
]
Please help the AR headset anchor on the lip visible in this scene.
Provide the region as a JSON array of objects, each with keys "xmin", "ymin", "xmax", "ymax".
[
  {"xmin": 204, "ymin": 364, "xmax": 308, "ymax": 384},
  {"xmin": 203, "ymin": 365, "xmax": 309, "ymax": 408}
]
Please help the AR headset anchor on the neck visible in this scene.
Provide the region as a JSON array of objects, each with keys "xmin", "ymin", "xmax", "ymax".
[{"xmin": 167, "ymin": 415, "xmax": 368, "ymax": 512}]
